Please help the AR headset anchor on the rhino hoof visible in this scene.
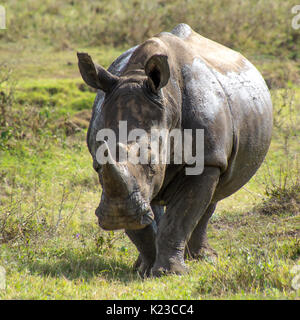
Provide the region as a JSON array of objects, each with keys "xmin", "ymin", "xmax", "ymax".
[
  {"xmin": 186, "ymin": 245, "xmax": 218, "ymax": 263},
  {"xmin": 133, "ymin": 255, "xmax": 153, "ymax": 278},
  {"xmin": 151, "ymin": 261, "xmax": 189, "ymax": 277}
]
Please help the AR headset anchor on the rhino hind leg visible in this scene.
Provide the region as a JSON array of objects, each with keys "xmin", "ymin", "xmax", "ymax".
[
  {"xmin": 127, "ymin": 205, "xmax": 164, "ymax": 277},
  {"xmin": 185, "ymin": 203, "xmax": 218, "ymax": 261}
]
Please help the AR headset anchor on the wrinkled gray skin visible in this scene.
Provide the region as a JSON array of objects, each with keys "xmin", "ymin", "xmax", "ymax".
[{"xmin": 77, "ymin": 24, "xmax": 273, "ymax": 277}]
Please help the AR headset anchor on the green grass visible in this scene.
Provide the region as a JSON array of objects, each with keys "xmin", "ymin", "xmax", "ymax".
[
  {"xmin": 0, "ymin": 44, "xmax": 124, "ymax": 79},
  {"xmin": 16, "ymin": 79, "xmax": 96, "ymax": 114},
  {"xmin": 0, "ymin": 195, "xmax": 299, "ymax": 299},
  {"xmin": 0, "ymin": 74, "xmax": 299, "ymax": 299}
]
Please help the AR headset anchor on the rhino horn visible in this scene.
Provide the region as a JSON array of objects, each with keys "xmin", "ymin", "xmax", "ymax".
[{"xmin": 102, "ymin": 142, "xmax": 129, "ymax": 195}]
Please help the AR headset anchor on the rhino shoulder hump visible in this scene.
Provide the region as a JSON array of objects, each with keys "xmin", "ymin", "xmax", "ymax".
[{"xmin": 171, "ymin": 23, "xmax": 192, "ymax": 39}]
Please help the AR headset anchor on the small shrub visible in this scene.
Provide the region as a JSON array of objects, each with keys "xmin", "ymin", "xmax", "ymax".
[
  {"xmin": 0, "ymin": 180, "xmax": 83, "ymax": 245},
  {"xmin": 257, "ymin": 181, "xmax": 299, "ymax": 216},
  {"xmin": 195, "ymin": 247, "xmax": 292, "ymax": 296},
  {"xmin": 0, "ymin": 63, "xmax": 16, "ymax": 150},
  {"xmin": 254, "ymin": 88, "xmax": 300, "ymax": 216}
]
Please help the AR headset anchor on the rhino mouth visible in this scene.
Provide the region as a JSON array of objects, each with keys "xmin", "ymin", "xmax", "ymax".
[{"xmin": 96, "ymin": 192, "xmax": 154, "ymax": 230}]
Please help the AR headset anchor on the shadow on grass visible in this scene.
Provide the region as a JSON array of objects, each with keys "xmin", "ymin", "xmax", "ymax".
[{"xmin": 27, "ymin": 249, "xmax": 139, "ymax": 283}]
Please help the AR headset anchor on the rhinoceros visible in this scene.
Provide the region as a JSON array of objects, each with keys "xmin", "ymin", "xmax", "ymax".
[{"xmin": 77, "ymin": 23, "xmax": 273, "ymax": 277}]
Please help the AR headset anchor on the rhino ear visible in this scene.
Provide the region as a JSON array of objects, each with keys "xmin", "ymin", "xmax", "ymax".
[
  {"xmin": 77, "ymin": 52, "xmax": 119, "ymax": 92},
  {"xmin": 145, "ymin": 54, "xmax": 170, "ymax": 93}
]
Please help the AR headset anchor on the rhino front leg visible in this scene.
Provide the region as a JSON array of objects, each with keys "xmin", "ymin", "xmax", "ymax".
[
  {"xmin": 185, "ymin": 202, "xmax": 218, "ymax": 260},
  {"xmin": 126, "ymin": 205, "xmax": 164, "ymax": 277},
  {"xmin": 152, "ymin": 166, "xmax": 220, "ymax": 276},
  {"xmin": 126, "ymin": 225, "xmax": 156, "ymax": 277}
]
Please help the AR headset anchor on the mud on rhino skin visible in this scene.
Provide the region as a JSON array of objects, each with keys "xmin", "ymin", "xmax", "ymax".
[{"xmin": 77, "ymin": 23, "xmax": 273, "ymax": 277}]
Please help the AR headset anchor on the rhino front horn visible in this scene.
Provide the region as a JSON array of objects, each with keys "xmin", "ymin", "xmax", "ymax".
[{"xmin": 101, "ymin": 142, "xmax": 129, "ymax": 195}]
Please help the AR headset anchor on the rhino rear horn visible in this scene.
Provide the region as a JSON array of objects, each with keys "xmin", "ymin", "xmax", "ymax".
[
  {"xmin": 145, "ymin": 54, "xmax": 170, "ymax": 93},
  {"xmin": 77, "ymin": 52, "xmax": 119, "ymax": 92}
]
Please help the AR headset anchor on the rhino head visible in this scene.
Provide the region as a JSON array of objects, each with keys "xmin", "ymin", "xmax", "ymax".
[{"xmin": 77, "ymin": 51, "xmax": 174, "ymax": 230}]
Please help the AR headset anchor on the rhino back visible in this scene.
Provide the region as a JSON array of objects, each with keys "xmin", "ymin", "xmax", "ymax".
[{"xmin": 169, "ymin": 24, "xmax": 273, "ymax": 199}]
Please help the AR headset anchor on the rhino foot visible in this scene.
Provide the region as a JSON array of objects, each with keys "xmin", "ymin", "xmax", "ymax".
[
  {"xmin": 186, "ymin": 244, "xmax": 218, "ymax": 263},
  {"xmin": 151, "ymin": 258, "xmax": 188, "ymax": 277},
  {"xmin": 133, "ymin": 254, "xmax": 153, "ymax": 278}
]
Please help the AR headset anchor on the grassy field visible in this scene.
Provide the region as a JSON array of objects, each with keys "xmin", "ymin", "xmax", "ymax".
[{"xmin": 0, "ymin": 1, "xmax": 299, "ymax": 300}]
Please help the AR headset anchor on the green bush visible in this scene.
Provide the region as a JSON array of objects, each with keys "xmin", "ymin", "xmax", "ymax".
[{"xmin": 2, "ymin": 0, "xmax": 299, "ymax": 59}]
